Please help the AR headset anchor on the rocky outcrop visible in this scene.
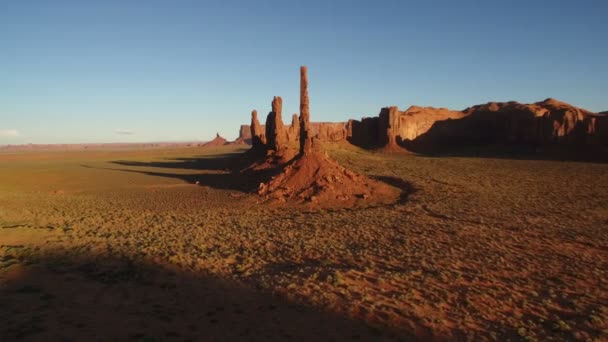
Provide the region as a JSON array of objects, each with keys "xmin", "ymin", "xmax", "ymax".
[
  {"xmin": 265, "ymin": 96, "xmax": 287, "ymax": 152},
  {"xmin": 256, "ymin": 66, "xmax": 401, "ymax": 207},
  {"xmin": 250, "ymin": 110, "xmax": 266, "ymax": 150},
  {"xmin": 346, "ymin": 117, "xmax": 379, "ymax": 148},
  {"xmin": 595, "ymin": 115, "xmax": 608, "ymax": 146},
  {"xmin": 378, "ymin": 106, "xmax": 400, "ymax": 149},
  {"xmin": 203, "ymin": 133, "xmax": 228, "ymax": 147},
  {"xmin": 398, "ymin": 106, "xmax": 466, "ymax": 141},
  {"xmin": 243, "ymin": 105, "xmax": 462, "ymax": 149},
  {"xmin": 310, "ymin": 122, "xmax": 347, "ymax": 141},
  {"xmin": 404, "ymin": 98, "xmax": 608, "ymax": 152},
  {"xmin": 242, "ymin": 97, "xmax": 606, "ymax": 155},
  {"xmin": 346, "ymin": 106, "xmax": 464, "ymax": 149},
  {"xmin": 287, "ymin": 114, "xmax": 300, "ymax": 142},
  {"xmin": 229, "ymin": 125, "xmax": 252, "ymax": 145},
  {"xmin": 242, "ymin": 121, "xmax": 347, "ymax": 145}
]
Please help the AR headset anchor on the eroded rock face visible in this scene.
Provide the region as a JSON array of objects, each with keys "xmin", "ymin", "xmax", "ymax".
[
  {"xmin": 398, "ymin": 106, "xmax": 466, "ymax": 141},
  {"xmin": 461, "ymin": 98, "xmax": 602, "ymax": 145},
  {"xmin": 229, "ymin": 125, "xmax": 252, "ymax": 145},
  {"xmin": 250, "ymin": 110, "xmax": 266, "ymax": 150},
  {"xmin": 242, "ymin": 121, "xmax": 348, "ymax": 144},
  {"xmin": 378, "ymin": 106, "xmax": 400, "ymax": 147},
  {"xmin": 265, "ymin": 96, "xmax": 287, "ymax": 151},
  {"xmin": 595, "ymin": 115, "xmax": 608, "ymax": 145},
  {"xmin": 310, "ymin": 122, "xmax": 347, "ymax": 142},
  {"xmin": 346, "ymin": 106, "xmax": 464, "ymax": 149},
  {"xmin": 242, "ymin": 95, "xmax": 607, "ymax": 154},
  {"xmin": 346, "ymin": 117, "xmax": 379, "ymax": 148},
  {"xmin": 405, "ymin": 98, "xmax": 608, "ymax": 152},
  {"xmin": 287, "ymin": 114, "xmax": 300, "ymax": 142}
]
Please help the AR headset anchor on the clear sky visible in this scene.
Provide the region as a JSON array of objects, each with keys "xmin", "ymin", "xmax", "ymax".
[{"xmin": 1, "ymin": 0, "xmax": 607, "ymax": 144}]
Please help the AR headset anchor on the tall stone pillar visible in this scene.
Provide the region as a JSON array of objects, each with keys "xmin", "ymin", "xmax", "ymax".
[
  {"xmin": 250, "ymin": 110, "xmax": 266, "ymax": 149},
  {"xmin": 299, "ymin": 66, "xmax": 313, "ymax": 155},
  {"xmin": 379, "ymin": 106, "xmax": 400, "ymax": 147},
  {"xmin": 265, "ymin": 96, "xmax": 286, "ymax": 151},
  {"xmin": 289, "ymin": 114, "xmax": 300, "ymax": 142}
]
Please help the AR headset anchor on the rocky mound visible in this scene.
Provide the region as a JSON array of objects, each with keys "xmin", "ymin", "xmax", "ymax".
[
  {"xmin": 202, "ymin": 133, "xmax": 228, "ymax": 147},
  {"xmin": 258, "ymin": 150, "xmax": 399, "ymax": 206}
]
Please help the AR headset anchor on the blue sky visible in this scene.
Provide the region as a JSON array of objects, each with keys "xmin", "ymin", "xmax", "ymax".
[{"xmin": 1, "ymin": 0, "xmax": 607, "ymax": 144}]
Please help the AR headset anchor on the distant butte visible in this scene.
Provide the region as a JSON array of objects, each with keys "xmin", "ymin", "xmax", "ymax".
[{"xmin": 202, "ymin": 133, "xmax": 228, "ymax": 147}]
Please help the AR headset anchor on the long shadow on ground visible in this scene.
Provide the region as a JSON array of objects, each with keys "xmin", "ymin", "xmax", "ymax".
[
  {"xmin": 0, "ymin": 248, "xmax": 408, "ymax": 341},
  {"xmin": 371, "ymin": 175, "xmax": 417, "ymax": 205},
  {"xmin": 102, "ymin": 151, "xmax": 284, "ymax": 193},
  {"xmin": 112, "ymin": 151, "xmax": 248, "ymax": 171},
  {"xmin": 91, "ymin": 152, "xmax": 417, "ymax": 202},
  {"xmin": 86, "ymin": 166, "xmax": 259, "ymax": 192},
  {"xmin": 400, "ymin": 142, "xmax": 608, "ymax": 164}
]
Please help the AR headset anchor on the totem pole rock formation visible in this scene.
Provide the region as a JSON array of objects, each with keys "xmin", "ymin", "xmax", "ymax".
[
  {"xmin": 255, "ymin": 66, "xmax": 401, "ymax": 207},
  {"xmin": 265, "ymin": 96, "xmax": 286, "ymax": 151},
  {"xmin": 250, "ymin": 110, "xmax": 266, "ymax": 150},
  {"xmin": 299, "ymin": 66, "xmax": 313, "ymax": 155}
]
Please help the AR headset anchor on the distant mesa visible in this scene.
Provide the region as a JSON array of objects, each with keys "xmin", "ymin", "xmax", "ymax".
[
  {"xmin": 202, "ymin": 133, "xmax": 228, "ymax": 147},
  {"xmin": 228, "ymin": 125, "xmax": 252, "ymax": 145},
  {"xmin": 234, "ymin": 97, "xmax": 607, "ymax": 156},
  {"xmin": 404, "ymin": 98, "xmax": 608, "ymax": 153}
]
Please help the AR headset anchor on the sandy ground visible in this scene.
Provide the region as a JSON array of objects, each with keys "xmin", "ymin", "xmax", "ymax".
[{"xmin": 0, "ymin": 144, "xmax": 606, "ymax": 341}]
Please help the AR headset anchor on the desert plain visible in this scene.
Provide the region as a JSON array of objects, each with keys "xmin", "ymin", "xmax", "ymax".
[{"xmin": 0, "ymin": 141, "xmax": 606, "ymax": 341}]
